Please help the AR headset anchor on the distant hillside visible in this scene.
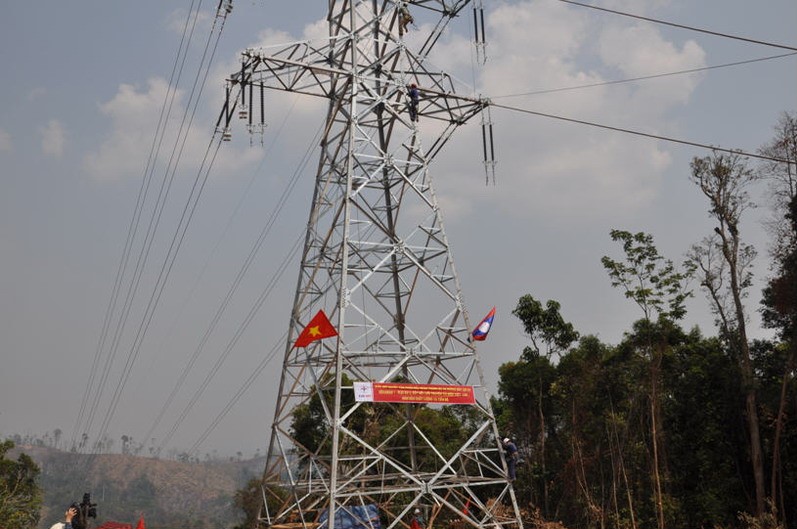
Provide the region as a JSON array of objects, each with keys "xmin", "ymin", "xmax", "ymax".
[{"xmin": 13, "ymin": 445, "xmax": 265, "ymax": 529}]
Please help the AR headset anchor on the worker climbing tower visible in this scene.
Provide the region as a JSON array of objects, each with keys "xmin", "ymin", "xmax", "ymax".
[{"xmin": 223, "ymin": 2, "xmax": 522, "ymax": 529}]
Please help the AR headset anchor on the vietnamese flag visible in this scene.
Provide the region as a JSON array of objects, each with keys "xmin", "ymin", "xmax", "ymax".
[{"xmin": 293, "ymin": 310, "xmax": 338, "ymax": 348}]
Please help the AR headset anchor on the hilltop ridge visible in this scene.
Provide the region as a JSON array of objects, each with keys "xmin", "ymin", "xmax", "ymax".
[{"xmin": 12, "ymin": 445, "xmax": 264, "ymax": 529}]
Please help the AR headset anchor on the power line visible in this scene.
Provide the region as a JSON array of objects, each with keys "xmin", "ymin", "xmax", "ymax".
[
  {"xmin": 72, "ymin": 0, "xmax": 208, "ymax": 452},
  {"xmin": 87, "ymin": 3, "xmax": 232, "ymax": 455},
  {"xmin": 172, "ymin": 42, "xmax": 793, "ymax": 457},
  {"xmin": 186, "ymin": 329, "xmax": 287, "ymax": 457},
  {"xmin": 141, "ymin": 118, "xmax": 323, "ymax": 453},
  {"xmin": 77, "ymin": 1, "xmax": 793, "ymax": 460},
  {"xmin": 491, "ymin": 52, "xmax": 797, "ymax": 99},
  {"xmin": 557, "ymin": 0, "xmax": 797, "ymax": 52},
  {"xmin": 156, "ymin": 231, "xmax": 304, "ymax": 455},
  {"xmin": 489, "ymin": 101, "xmax": 794, "ymax": 164},
  {"xmin": 145, "ymin": 36, "xmax": 793, "ymax": 456},
  {"xmin": 139, "ymin": 95, "xmax": 307, "ymax": 448}
]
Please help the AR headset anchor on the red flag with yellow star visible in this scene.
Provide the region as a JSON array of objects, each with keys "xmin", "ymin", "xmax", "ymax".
[{"xmin": 293, "ymin": 310, "xmax": 338, "ymax": 348}]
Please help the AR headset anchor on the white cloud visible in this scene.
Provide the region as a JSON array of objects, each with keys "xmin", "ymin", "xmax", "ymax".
[
  {"xmin": 301, "ymin": 18, "xmax": 329, "ymax": 43},
  {"xmin": 41, "ymin": 119, "xmax": 66, "ymax": 157},
  {"xmin": 429, "ymin": 0, "xmax": 702, "ymax": 224},
  {"xmin": 84, "ymin": 77, "xmax": 264, "ymax": 182},
  {"xmin": 198, "ymin": 1, "xmax": 702, "ymax": 225},
  {"xmin": 597, "ymin": 25, "xmax": 705, "ymax": 108},
  {"xmin": 165, "ymin": 7, "xmax": 213, "ymax": 36},
  {"xmin": 27, "ymin": 87, "xmax": 47, "ymax": 101},
  {"xmin": 83, "ymin": 78, "xmax": 172, "ymax": 181},
  {"xmin": 0, "ymin": 128, "xmax": 11, "ymax": 152}
]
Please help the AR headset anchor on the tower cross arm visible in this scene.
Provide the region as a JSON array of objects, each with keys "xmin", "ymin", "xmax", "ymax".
[
  {"xmin": 230, "ymin": 43, "xmax": 350, "ymax": 99},
  {"xmin": 411, "ymin": 0, "xmax": 472, "ymax": 16},
  {"xmin": 415, "ymin": 88, "xmax": 489, "ymax": 126},
  {"xmin": 231, "ymin": 44, "xmax": 490, "ymax": 128}
]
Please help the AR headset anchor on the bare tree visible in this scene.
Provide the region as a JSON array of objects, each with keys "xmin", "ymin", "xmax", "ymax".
[
  {"xmin": 759, "ymin": 111, "xmax": 797, "ymax": 263},
  {"xmin": 687, "ymin": 150, "xmax": 765, "ymax": 516}
]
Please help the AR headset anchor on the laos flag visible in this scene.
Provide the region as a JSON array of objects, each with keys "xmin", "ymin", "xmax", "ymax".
[{"xmin": 471, "ymin": 307, "xmax": 496, "ymax": 341}]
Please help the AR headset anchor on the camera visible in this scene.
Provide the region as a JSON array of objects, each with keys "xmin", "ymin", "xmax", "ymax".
[
  {"xmin": 70, "ymin": 493, "xmax": 97, "ymax": 529},
  {"xmin": 80, "ymin": 494, "xmax": 97, "ymax": 519}
]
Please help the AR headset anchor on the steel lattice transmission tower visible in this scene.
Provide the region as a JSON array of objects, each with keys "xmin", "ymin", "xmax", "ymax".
[{"xmin": 224, "ymin": 2, "xmax": 522, "ymax": 529}]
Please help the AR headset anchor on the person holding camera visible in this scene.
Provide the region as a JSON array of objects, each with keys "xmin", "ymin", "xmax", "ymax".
[
  {"xmin": 50, "ymin": 506, "xmax": 79, "ymax": 529},
  {"xmin": 51, "ymin": 495, "xmax": 94, "ymax": 529}
]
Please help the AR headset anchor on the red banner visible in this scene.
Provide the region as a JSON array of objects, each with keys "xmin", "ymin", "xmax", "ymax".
[{"xmin": 354, "ymin": 381, "xmax": 475, "ymax": 405}]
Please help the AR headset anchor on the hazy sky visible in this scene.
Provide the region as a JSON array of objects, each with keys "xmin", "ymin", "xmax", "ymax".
[{"xmin": 1, "ymin": 0, "xmax": 795, "ymax": 458}]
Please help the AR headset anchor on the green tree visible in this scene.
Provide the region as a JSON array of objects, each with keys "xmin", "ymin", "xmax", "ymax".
[
  {"xmin": 664, "ymin": 330, "xmax": 747, "ymax": 527},
  {"xmin": 0, "ymin": 440, "xmax": 43, "ymax": 529},
  {"xmin": 553, "ymin": 335, "xmax": 621, "ymax": 529},
  {"xmin": 758, "ymin": 111, "xmax": 797, "ymax": 524},
  {"xmin": 504, "ymin": 294, "xmax": 578, "ymax": 516},
  {"xmin": 601, "ymin": 230, "xmax": 693, "ymax": 322},
  {"xmin": 602, "ymin": 229, "xmax": 694, "ymax": 529},
  {"xmin": 233, "ymin": 478, "xmax": 270, "ymax": 529},
  {"xmin": 496, "ymin": 350, "xmax": 556, "ymax": 510},
  {"xmin": 759, "ymin": 197, "xmax": 797, "ymax": 524},
  {"xmin": 512, "ymin": 296, "xmax": 579, "ymax": 358},
  {"xmin": 290, "ymin": 373, "xmax": 368, "ymax": 459}
]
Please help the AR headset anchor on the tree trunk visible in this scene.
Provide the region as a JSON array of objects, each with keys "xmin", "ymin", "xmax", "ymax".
[
  {"xmin": 770, "ymin": 343, "xmax": 795, "ymax": 519},
  {"xmin": 609, "ymin": 401, "xmax": 637, "ymax": 529},
  {"xmin": 690, "ymin": 151, "xmax": 766, "ymax": 518},
  {"xmin": 572, "ymin": 401, "xmax": 601, "ymax": 528},
  {"xmin": 728, "ymin": 252, "xmax": 766, "ymax": 516},
  {"xmin": 650, "ymin": 348, "xmax": 665, "ymax": 529},
  {"xmin": 539, "ymin": 377, "xmax": 549, "ymax": 516}
]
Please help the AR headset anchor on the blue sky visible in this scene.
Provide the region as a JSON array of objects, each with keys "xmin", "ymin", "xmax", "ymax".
[{"xmin": 1, "ymin": 0, "xmax": 795, "ymax": 458}]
